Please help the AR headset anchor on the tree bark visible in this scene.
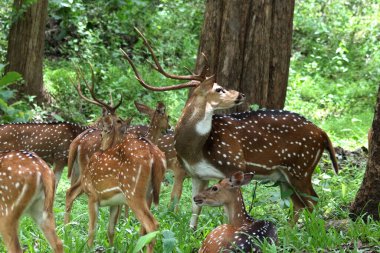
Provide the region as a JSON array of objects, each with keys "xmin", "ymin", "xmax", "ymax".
[
  {"xmin": 350, "ymin": 85, "xmax": 380, "ymax": 221},
  {"xmin": 6, "ymin": 0, "xmax": 49, "ymax": 104},
  {"xmin": 195, "ymin": 0, "xmax": 294, "ymax": 111}
]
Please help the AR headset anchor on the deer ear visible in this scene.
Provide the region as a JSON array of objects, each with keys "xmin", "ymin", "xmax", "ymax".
[
  {"xmin": 102, "ymin": 108, "xmax": 108, "ymax": 116},
  {"xmin": 229, "ymin": 171, "xmax": 254, "ymax": 187},
  {"xmin": 157, "ymin": 101, "xmax": 166, "ymax": 114},
  {"xmin": 134, "ymin": 101, "xmax": 154, "ymax": 118}
]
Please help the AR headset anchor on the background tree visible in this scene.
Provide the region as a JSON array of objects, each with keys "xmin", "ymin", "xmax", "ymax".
[
  {"xmin": 6, "ymin": 0, "xmax": 49, "ymax": 104},
  {"xmin": 350, "ymin": 85, "xmax": 380, "ymax": 221},
  {"xmin": 195, "ymin": 0, "xmax": 295, "ymax": 111}
]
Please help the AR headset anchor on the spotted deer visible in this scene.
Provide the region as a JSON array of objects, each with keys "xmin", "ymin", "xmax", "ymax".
[
  {"xmin": 66, "ymin": 67, "xmax": 166, "ymax": 252},
  {"xmin": 194, "ymin": 171, "xmax": 277, "ymax": 253},
  {"xmin": 0, "ymin": 122, "xmax": 87, "ymax": 185},
  {"xmin": 0, "ymin": 151, "xmax": 63, "ymax": 253},
  {"xmin": 134, "ymin": 101, "xmax": 188, "ymax": 208},
  {"xmin": 64, "ymin": 66, "xmax": 129, "ymax": 224},
  {"xmin": 121, "ymin": 29, "xmax": 339, "ymax": 228}
]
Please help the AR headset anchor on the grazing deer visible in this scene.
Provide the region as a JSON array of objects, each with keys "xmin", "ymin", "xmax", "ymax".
[
  {"xmin": 134, "ymin": 101, "xmax": 188, "ymax": 208},
  {"xmin": 194, "ymin": 171, "xmax": 277, "ymax": 253},
  {"xmin": 0, "ymin": 151, "xmax": 63, "ymax": 253},
  {"xmin": 121, "ymin": 29, "xmax": 339, "ymax": 228},
  {"xmin": 0, "ymin": 121, "xmax": 87, "ymax": 185}
]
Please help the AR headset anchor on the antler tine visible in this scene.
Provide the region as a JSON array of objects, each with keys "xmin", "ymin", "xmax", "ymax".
[
  {"xmin": 107, "ymin": 90, "xmax": 123, "ymax": 114},
  {"xmin": 134, "ymin": 27, "xmax": 205, "ymax": 82},
  {"xmin": 72, "ymin": 66, "xmax": 104, "ymax": 107},
  {"xmin": 120, "ymin": 48, "xmax": 199, "ymax": 91},
  {"xmin": 73, "ymin": 65, "xmax": 120, "ymax": 114},
  {"xmin": 199, "ymin": 52, "xmax": 211, "ymax": 79}
]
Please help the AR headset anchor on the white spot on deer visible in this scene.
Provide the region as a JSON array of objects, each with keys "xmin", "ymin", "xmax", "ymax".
[{"xmin": 195, "ymin": 103, "xmax": 213, "ymax": 136}]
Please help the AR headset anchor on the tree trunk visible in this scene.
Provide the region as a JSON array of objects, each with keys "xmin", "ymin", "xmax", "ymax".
[
  {"xmin": 195, "ymin": 0, "xmax": 294, "ymax": 111},
  {"xmin": 350, "ymin": 85, "xmax": 380, "ymax": 221},
  {"xmin": 6, "ymin": 0, "xmax": 49, "ymax": 104}
]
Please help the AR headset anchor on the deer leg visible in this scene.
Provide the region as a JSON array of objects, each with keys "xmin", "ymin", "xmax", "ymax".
[
  {"xmin": 124, "ymin": 204, "xmax": 129, "ymax": 218},
  {"xmin": 30, "ymin": 207, "xmax": 63, "ymax": 252},
  {"xmin": 170, "ymin": 161, "xmax": 186, "ymax": 211},
  {"xmin": 128, "ymin": 201, "xmax": 158, "ymax": 253},
  {"xmin": 64, "ymin": 180, "xmax": 84, "ymax": 224},
  {"xmin": 190, "ymin": 178, "xmax": 209, "ymax": 229},
  {"xmin": 107, "ymin": 205, "xmax": 121, "ymax": 246},
  {"xmin": 288, "ymin": 177, "xmax": 318, "ymax": 223},
  {"xmin": 0, "ymin": 220, "xmax": 22, "ymax": 253},
  {"xmin": 69, "ymin": 158, "xmax": 81, "ymax": 187},
  {"xmin": 52, "ymin": 160, "xmax": 66, "ymax": 187},
  {"xmin": 87, "ymin": 197, "xmax": 99, "ymax": 247}
]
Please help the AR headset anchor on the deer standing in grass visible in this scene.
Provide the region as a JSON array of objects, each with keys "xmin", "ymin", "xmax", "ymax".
[
  {"xmin": 121, "ymin": 29, "xmax": 339, "ymax": 229},
  {"xmin": 134, "ymin": 101, "xmax": 188, "ymax": 208},
  {"xmin": 67, "ymin": 68, "xmax": 166, "ymax": 252},
  {"xmin": 65, "ymin": 98, "xmax": 184, "ymax": 222},
  {"xmin": 194, "ymin": 171, "xmax": 277, "ymax": 253},
  {"xmin": 0, "ymin": 122, "xmax": 87, "ymax": 185},
  {"xmin": 0, "ymin": 151, "xmax": 63, "ymax": 253}
]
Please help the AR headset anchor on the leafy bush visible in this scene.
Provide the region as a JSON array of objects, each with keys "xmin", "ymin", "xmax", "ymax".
[{"xmin": 0, "ymin": 64, "xmax": 33, "ymax": 122}]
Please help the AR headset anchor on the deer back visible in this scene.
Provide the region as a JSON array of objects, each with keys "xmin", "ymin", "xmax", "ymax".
[
  {"xmin": 0, "ymin": 122, "xmax": 87, "ymax": 164},
  {"xmin": 200, "ymin": 110, "xmax": 338, "ymax": 180}
]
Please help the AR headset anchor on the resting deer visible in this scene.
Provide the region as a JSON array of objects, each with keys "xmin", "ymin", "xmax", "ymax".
[
  {"xmin": 194, "ymin": 171, "xmax": 277, "ymax": 253},
  {"xmin": 67, "ymin": 67, "xmax": 166, "ymax": 252},
  {"xmin": 0, "ymin": 121, "xmax": 87, "ymax": 185},
  {"xmin": 121, "ymin": 29, "xmax": 339, "ymax": 228},
  {"xmin": 0, "ymin": 151, "xmax": 63, "ymax": 253}
]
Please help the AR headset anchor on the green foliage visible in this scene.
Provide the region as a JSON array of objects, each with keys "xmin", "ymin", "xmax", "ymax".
[
  {"xmin": 287, "ymin": 0, "xmax": 379, "ymax": 148},
  {"xmin": 0, "ymin": 64, "xmax": 32, "ymax": 122},
  {"xmin": 0, "ymin": 0, "xmax": 379, "ymax": 252}
]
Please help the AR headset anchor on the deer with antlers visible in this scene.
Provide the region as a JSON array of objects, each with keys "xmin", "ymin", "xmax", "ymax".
[
  {"xmin": 65, "ymin": 96, "xmax": 184, "ymax": 222},
  {"xmin": 194, "ymin": 171, "xmax": 277, "ymax": 252},
  {"xmin": 0, "ymin": 151, "xmax": 63, "ymax": 253},
  {"xmin": 66, "ymin": 67, "xmax": 166, "ymax": 252},
  {"xmin": 121, "ymin": 29, "xmax": 339, "ymax": 229},
  {"xmin": 0, "ymin": 121, "xmax": 87, "ymax": 185}
]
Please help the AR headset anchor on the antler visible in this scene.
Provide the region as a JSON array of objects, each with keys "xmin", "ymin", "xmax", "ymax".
[
  {"xmin": 120, "ymin": 28, "xmax": 212, "ymax": 91},
  {"xmin": 72, "ymin": 65, "xmax": 122, "ymax": 114}
]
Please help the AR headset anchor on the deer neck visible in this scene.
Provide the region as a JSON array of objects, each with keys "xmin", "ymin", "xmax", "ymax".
[
  {"xmin": 146, "ymin": 124, "xmax": 161, "ymax": 144},
  {"xmin": 175, "ymin": 96, "xmax": 213, "ymax": 163},
  {"xmin": 101, "ymin": 129, "xmax": 124, "ymax": 151},
  {"xmin": 224, "ymin": 189, "xmax": 254, "ymax": 227}
]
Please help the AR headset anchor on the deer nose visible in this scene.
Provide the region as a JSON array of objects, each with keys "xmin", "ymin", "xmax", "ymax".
[
  {"xmin": 236, "ymin": 93, "xmax": 246, "ymax": 104},
  {"xmin": 193, "ymin": 196, "xmax": 204, "ymax": 205}
]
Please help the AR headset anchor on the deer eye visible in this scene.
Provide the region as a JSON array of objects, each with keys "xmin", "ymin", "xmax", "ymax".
[
  {"xmin": 215, "ymin": 88, "xmax": 223, "ymax": 93},
  {"xmin": 211, "ymin": 186, "xmax": 218, "ymax": 192}
]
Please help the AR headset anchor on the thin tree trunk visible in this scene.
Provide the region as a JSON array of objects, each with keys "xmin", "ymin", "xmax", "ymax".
[
  {"xmin": 350, "ymin": 85, "xmax": 380, "ymax": 221},
  {"xmin": 195, "ymin": 0, "xmax": 294, "ymax": 111},
  {"xmin": 6, "ymin": 0, "xmax": 49, "ymax": 104}
]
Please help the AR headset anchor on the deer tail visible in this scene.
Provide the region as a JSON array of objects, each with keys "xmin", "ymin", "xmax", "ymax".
[
  {"xmin": 323, "ymin": 132, "xmax": 339, "ymax": 174},
  {"xmin": 38, "ymin": 157, "xmax": 56, "ymax": 213},
  {"xmin": 150, "ymin": 147, "xmax": 166, "ymax": 206},
  {"xmin": 67, "ymin": 139, "xmax": 80, "ymax": 178}
]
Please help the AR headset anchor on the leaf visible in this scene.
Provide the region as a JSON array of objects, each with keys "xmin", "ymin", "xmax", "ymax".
[
  {"xmin": 52, "ymin": 114, "xmax": 65, "ymax": 122},
  {"xmin": 0, "ymin": 71, "xmax": 22, "ymax": 87},
  {"xmin": 132, "ymin": 231, "xmax": 160, "ymax": 253},
  {"xmin": 162, "ymin": 230, "xmax": 177, "ymax": 253},
  {"xmin": 279, "ymin": 183, "xmax": 294, "ymax": 199}
]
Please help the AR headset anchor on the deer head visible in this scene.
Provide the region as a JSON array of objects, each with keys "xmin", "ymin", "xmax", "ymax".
[
  {"xmin": 194, "ymin": 171, "xmax": 254, "ymax": 207},
  {"xmin": 72, "ymin": 65, "xmax": 128, "ymax": 151}
]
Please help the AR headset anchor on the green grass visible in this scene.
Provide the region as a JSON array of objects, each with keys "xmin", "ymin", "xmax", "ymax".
[{"xmin": 1, "ymin": 160, "xmax": 379, "ymax": 252}]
